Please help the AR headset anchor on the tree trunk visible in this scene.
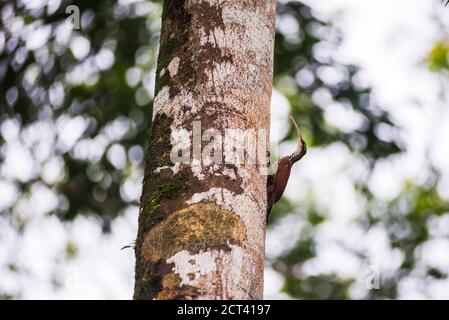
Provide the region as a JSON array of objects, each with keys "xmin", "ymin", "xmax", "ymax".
[{"xmin": 134, "ymin": 0, "xmax": 277, "ymax": 300}]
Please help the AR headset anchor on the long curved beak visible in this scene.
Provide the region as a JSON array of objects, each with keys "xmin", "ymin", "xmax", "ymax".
[{"xmin": 289, "ymin": 115, "xmax": 307, "ymax": 163}]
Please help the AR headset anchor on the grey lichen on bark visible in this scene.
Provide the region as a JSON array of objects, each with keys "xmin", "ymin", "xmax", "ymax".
[{"xmin": 134, "ymin": 0, "xmax": 277, "ymax": 300}]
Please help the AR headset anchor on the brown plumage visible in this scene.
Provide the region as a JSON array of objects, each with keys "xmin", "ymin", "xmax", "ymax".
[{"xmin": 266, "ymin": 116, "xmax": 307, "ymax": 222}]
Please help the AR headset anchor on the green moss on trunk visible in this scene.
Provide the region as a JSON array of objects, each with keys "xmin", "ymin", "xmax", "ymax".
[
  {"xmin": 134, "ymin": 203, "xmax": 247, "ymax": 300},
  {"xmin": 140, "ymin": 169, "xmax": 189, "ymax": 232},
  {"xmin": 155, "ymin": 0, "xmax": 192, "ymax": 94}
]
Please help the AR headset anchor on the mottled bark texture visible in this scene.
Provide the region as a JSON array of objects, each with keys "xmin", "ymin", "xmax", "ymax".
[{"xmin": 134, "ymin": 0, "xmax": 277, "ymax": 300}]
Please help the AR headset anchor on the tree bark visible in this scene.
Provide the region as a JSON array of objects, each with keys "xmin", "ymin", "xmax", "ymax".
[{"xmin": 134, "ymin": 0, "xmax": 277, "ymax": 300}]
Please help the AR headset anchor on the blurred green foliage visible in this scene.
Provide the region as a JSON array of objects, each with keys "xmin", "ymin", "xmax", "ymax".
[{"xmin": 427, "ymin": 41, "xmax": 449, "ymax": 72}]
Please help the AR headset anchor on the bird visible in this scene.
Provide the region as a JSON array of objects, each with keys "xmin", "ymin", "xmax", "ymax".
[{"xmin": 266, "ymin": 115, "xmax": 307, "ymax": 222}]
